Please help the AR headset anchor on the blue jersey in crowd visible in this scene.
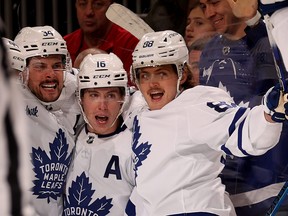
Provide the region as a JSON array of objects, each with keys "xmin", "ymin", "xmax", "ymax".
[{"xmin": 199, "ymin": 20, "xmax": 288, "ymax": 215}]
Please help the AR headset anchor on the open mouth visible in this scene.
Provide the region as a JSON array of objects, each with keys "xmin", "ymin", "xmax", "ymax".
[
  {"xmin": 41, "ymin": 83, "xmax": 57, "ymax": 89},
  {"xmin": 95, "ymin": 115, "xmax": 109, "ymax": 124},
  {"xmin": 150, "ymin": 91, "xmax": 164, "ymax": 101}
]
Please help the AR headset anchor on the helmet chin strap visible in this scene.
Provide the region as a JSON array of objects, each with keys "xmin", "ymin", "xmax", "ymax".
[
  {"xmin": 175, "ymin": 63, "xmax": 185, "ymax": 98},
  {"xmin": 78, "ymin": 98, "xmax": 94, "ymax": 131},
  {"xmin": 112, "ymin": 99, "xmax": 127, "ymax": 126},
  {"xmin": 175, "ymin": 75, "xmax": 182, "ymax": 98},
  {"xmin": 21, "ymin": 67, "xmax": 29, "ymax": 87},
  {"xmin": 79, "ymin": 98, "xmax": 125, "ymax": 135}
]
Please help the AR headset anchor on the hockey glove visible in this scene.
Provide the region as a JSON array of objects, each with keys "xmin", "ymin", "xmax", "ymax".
[{"xmin": 263, "ymin": 83, "xmax": 288, "ymax": 122}]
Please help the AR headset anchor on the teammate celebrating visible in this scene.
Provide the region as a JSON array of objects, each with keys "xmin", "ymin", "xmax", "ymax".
[
  {"xmin": 63, "ymin": 53, "xmax": 134, "ymax": 215},
  {"xmin": 124, "ymin": 30, "xmax": 288, "ymax": 216},
  {"xmin": 14, "ymin": 26, "xmax": 82, "ymax": 215}
]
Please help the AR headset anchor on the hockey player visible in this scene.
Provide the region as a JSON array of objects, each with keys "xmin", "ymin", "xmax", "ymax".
[
  {"xmin": 124, "ymin": 30, "xmax": 288, "ymax": 216},
  {"xmin": 63, "ymin": 53, "xmax": 134, "ymax": 215},
  {"xmin": 14, "ymin": 26, "xmax": 83, "ymax": 216}
]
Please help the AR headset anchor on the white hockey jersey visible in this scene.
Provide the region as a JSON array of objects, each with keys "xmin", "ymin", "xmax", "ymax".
[
  {"xmin": 127, "ymin": 86, "xmax": 282, "ymax": 216},
  {"xmin": 63, "ymin": 124, "xmax": 134, "ymax": 216},
  {"xmin": 19, "ymin": 72, "xmax": 82, "ymax": 216}
]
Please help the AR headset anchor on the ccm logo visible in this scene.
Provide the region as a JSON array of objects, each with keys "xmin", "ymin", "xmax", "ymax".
[
  {"xmin": 13, "ymin": 56, "xmax": 24, "ymax": 61},
  {"xmin": 93, "ymin": 74, "xmax": 110, "ymax": 78},
  {"xmin": 42, "ymin": 42, "xmax": 58, "ymax": 46}
]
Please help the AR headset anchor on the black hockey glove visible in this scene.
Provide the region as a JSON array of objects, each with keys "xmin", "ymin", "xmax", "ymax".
[{"xmin": 263, "ymin": 82, "xmax": 288, "ymax": 122}]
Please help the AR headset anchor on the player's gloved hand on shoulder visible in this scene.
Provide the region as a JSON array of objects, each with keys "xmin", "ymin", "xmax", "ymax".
[{"xmin": 263, "ymin": 82, "xmax": 288, "ymax": 122}]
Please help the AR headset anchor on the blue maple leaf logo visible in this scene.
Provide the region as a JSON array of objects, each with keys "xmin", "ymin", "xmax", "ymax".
[
  {"xmin": 31, "ymin": 128, "xmax": 73, "ymax": 203},
  {"xmin": 63, "ymin": 172, "xmax": 113, "ymax": 216},
  {"xmin": 132, "ymin": 117, "xmax": 152, "ymax": 178}
]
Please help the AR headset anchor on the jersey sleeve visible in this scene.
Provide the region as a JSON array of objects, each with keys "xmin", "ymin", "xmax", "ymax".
[
  {"xmin": 223, "ymin": 105, "xmax": 282, "ymax": 156},
  {"xmin": 187, "ymin": 86, "xmax": 282, "ymax": 157}
]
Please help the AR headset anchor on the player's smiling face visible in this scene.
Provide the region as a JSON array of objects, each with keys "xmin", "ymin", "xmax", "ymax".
[
  {"xmin": 26, "ymin": 55, "xmax": 65, "ymax": 102},
  {"xmin": 137, "ymin": 65, "xmax": 179, "ymax": 110},
  {"xmin": 81, "ymin": 87, "xmax": 124, "ymax": 134}
]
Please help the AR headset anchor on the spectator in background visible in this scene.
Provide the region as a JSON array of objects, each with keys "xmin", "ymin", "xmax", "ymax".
[
  {"xmin": 199, "ymin": 0, "xmax": 278, "ymax": 106},
  {"xmin": 198, "ymin": 0, "xmax": 288, "ymax": 214},
  {"xmin": 184, "ymin": 0, "xmax": 216, "ymax": 85},
  {"xmin": 188, "ymin": 34, "xmax": 215, "ymax": 85},
  {"xmin": 144, "ymin": 0, "xmax": 189, "ymax": 36},
  {"xmin": 64, "ymin": 0, "xmax": 139, "ymax": 86},
  {"xmin": 184, "ymin": 0, "xmax": 215, "ymax": 48}
]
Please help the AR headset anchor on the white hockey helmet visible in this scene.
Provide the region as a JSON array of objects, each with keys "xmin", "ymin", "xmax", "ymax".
[
  {"xmin": 2, "ymin": 37, "xmax": 25, "ymax": 72},
  {"xmin": 131, "ymin": 30, "xmax": 188, "ymax": 84},
  {"xmin": 14, "ymin": 26, "xmax": 67, "ymax": 66},
  {"xmin": 78, "ymin": 53, "xmax": 129, "ymax": 127},
  {"xmin": 78, "ymin": 53, "xmax": 128, "ymax": 93}
]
